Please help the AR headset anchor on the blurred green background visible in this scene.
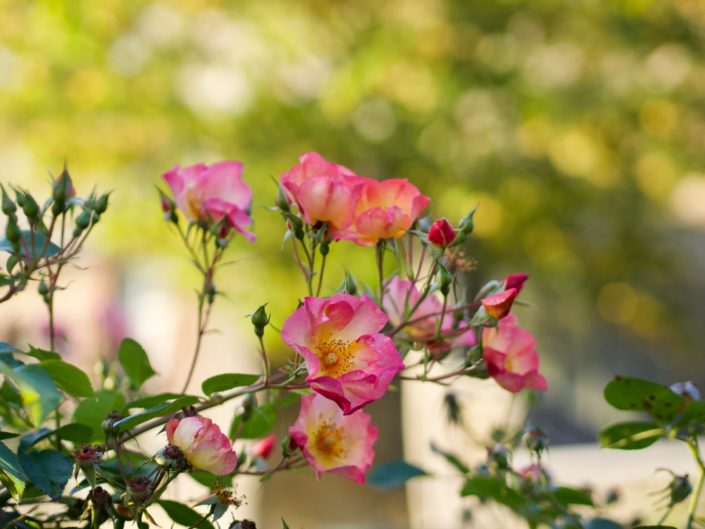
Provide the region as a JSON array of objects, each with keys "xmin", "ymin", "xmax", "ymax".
[{"xmin": 2, "ymin": 0, "xmax": 705, "ymax": 443}]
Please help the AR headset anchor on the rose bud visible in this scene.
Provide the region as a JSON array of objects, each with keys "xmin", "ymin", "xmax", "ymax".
[
  {"xmin": 165, "ymin": 416, "xmax": 237, "ymax": 475},
  {"xmin": 428, "ymin": 218, "xmax": 456, "ymax": 247},
  {"xmin": 481, "ymin": 288, "xmax": 518, "ymax": 320},
  {"xmin": 251, "ymin": 434, "xmax": 276, "ymax": 459},
  {"xmin": 504, "ymin": 273, "xmax": 529, "ymax": 294}
]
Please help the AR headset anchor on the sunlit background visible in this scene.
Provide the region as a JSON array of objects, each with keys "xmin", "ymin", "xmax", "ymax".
[{"xmin": 2, "ymin": 0, "xmax": 705, "ymax": 526}]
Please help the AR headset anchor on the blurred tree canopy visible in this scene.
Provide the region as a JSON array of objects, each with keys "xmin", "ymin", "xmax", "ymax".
[{"xmin": 2, "ymin": 0, "xmax": 704, "ymax": 434}]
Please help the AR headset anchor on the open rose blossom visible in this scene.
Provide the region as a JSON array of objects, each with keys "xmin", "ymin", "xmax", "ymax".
[
  {"xmin": 289, "ymin": 394, "xmax": 377, "ymax": 484},
  {"xmin": 281, "ymin": 294, "xmax": 404, "ymax": 414},
  {"xmin": 163, "ymin": 161, "xmax": 254, "ymax": 241},
  {"xmin": 280, "ymin": 152, "xmax": 364, "ymax": 230},
  {"xmin": 165, "ymin": 416, "xmax": 237, "ymax": 475},
  {"xmin": 482, "ymin": 314, "xmax": 547, "ymax": 393},
  {"xmin": 383, "ymin": 276, "xmax": 476, "ymax": 352},
  {"xmin": 335, "ymin": 178, "xmax": 430, "ymax": 246}
]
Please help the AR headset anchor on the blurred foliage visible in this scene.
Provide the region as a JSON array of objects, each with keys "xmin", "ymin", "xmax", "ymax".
[{"xmin": 2, "ymin": 0, "xmax": 705, "ymax": 430}]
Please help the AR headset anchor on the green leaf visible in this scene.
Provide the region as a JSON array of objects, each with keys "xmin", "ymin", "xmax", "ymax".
[
  {"xmin": 54, "ymin": 423, "xmax": 92, "ymax": 444},
  {"xmin": 158, "ymin": 500, "xmax": 214, "ymax": 529},
  {"xmin": 18, "ymin": 449, "xmax": 73, "ymax": 500},
  {"xmin": 19, "ymin": 429, "xmax": 53, "ymax": 450},
  {"xmin": 118, "ymin": 338, "xmax": 157, "ymax": 389},
  {"xmin": 599, "ymin": 421, "xmax": 664, "ymax": 450},
  {"xmin": 0, "ymin": 353, "xmax": 23, "ymax": 368},
  {"xmin": 201, "ymin": 373, "xmax": 260, "ymax": 396},
  {"xmin": 24, "ymin": 347, "xmax": 61, "ymax": 361},
  {"xmin": 0, "ymin": 230, "xmax": 61, "ymax": 259},
  {"xmin": 282, "ymin": 519, "xmax": 291, "ymax": 529},
  {"xmin": 39, "ymin": 360, "xmax": 94, "ymax": 398},
  {"xmin": 461, "ymin": 475, "xmax": 523, "ymax": 511},
  {"xmin": 124, "ymin": 393, "xmax": 186, "ymax": 410},
  {"xmin": 72, "ymin": 389, "xmax": 125, "ymax": 442},
  {"xmin": 189, "ymin": 470, "xmax": 232, "ymax": 489},
  {"xmin": 230, "ymin": 403, "xmax": 276, "ymax": 440},
  {"xmin": 0, "ymin": 363, "xmax": 61, "ymax": 425},
  {"xmin": 430, "ymin": 442, "xmax": 469, "ymax": 474},
  {"xmin": 368, "ymin": 461, "xmax": 428, "ymax": 489},
  {"xmin": 0, "ymin": 441, "xmax": 27, "ymax": 499},
  {"xmin": 114, "ymin": 396, "xmax": 200, "ymax": 431},
  {"xmin": 675, "ymin": 400, "xmax": 705, "ymax": 428},
  {"xmin": 0, "ymin": 343, "xmax": 20, "ymax": 354},
  {"xmin": 0, "ymin": 431, "xmax": 18, "ymax": 441},
  {"xmin": 604, "ymin": 376, "xmax": 684, "ymax": 423},
  {"xmin": 585, "ymin": 519, "xmax": 625, "ymax": 529},
  {"xmin": 552, "ymin": 486, "xmax": 594, "ymax": 506}
]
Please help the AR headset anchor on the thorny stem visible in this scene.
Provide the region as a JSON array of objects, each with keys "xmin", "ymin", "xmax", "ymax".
[
  {"xmin": 376, "ymin": 240, "xmax": 386, "ymax": 306},
  {"xmin": 180, "ymin": 232, "xmax": 225, "ymax": 394},
  {"xmin": 686, "ymin": 437, "xmax": 705, "ymax": 529},
  {"xmin": 315, "ymin": 251, "xmax": 327, "ymax": 297}
]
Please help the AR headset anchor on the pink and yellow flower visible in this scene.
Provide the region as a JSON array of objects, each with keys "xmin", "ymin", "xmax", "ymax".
[
  {"xmin": 163, "ymin": 161, "xmax": 254, "ymax": 241},
  {"xmin": 289, "ymin": 394, "xmax": 377, "ymax": 484},
  {"xmin": 280, "ymin": 152, "xmax": 364, "ymax": 230},
  {"xmin": 335, "ymin": 179, "xmax": 430, "ymax": 246},
  {"xmin": 482, "ymin": 314, "xmax": 547, "ymax": 393},
  {"xmin": 165, "ymin": 416, "xmax": 237, "ymax": 476},
  {"xmin": 383, "ymin": 276, "xmax": 476, "ymax": 352},
  {"xmin": 281, "ymin": 294, "xmax": 404, "ymax": 414}
]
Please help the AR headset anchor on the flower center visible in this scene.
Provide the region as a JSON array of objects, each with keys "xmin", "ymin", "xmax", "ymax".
[
  {"xmin": 312, "ymin": 419, "xmax": 347, "ymax": 464},
  {"xmin": 316, "ymin": 339, "xmax": 356, "ymax": 377}
]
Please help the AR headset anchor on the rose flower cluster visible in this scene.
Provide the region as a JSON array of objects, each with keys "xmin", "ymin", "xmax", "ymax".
[{"xmin": 160, "ymin": 152, "xmax": 547, "ymax": 485}]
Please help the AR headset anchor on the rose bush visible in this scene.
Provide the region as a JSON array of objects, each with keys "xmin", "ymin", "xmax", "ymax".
[{"xmin": 0, "ymin": 156, "xmax": 700, "ymax": 529}]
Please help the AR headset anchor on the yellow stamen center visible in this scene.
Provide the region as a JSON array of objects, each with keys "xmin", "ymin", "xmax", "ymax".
[
  {"xmin": 316, "ymin": 339, "xmax": 356, "ymax": 377},
  {"xmin": 312, "ymin": 418, "xmax": 347, "ymax": 464}
]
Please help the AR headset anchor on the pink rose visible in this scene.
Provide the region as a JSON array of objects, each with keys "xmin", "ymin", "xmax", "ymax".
[
  {"xmin": 482, "ymin": 314, "xmax": 547, "ymax": 393},
  {"xmin": 427, "ymin": 218, "xmax": 456, "ymax": 247},
  {"xmin": 163, "ymin": 161, "xmax": 254, "ymax": 241},
  {"xmin": 335, "ymin": 179, "xmax": 430, "ymax": 246},
  {"xmin": 281, "ymin": 294, "xmax": 404, "ymax": 414},
  {"xmin": 289, "ymin": 394, "xmax": 377, "ymax": 484},
  {"xmin": 165, "ymin": 416, "xmax": 237, "ymax": 475},
  {"xmin": 384, "ymin": 276, "xmax": 476, "ymax": 352},
  {"xmin": 280, "ymin": 152, "xmax": 364, "ymax": 230}
]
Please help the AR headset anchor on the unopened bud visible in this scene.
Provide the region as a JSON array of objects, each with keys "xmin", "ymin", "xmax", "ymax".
[
  {"xmin": 252, "ymin": 434, "xmax": 276, "ymax": 459},
  {"xmin": 428, "ymin": 218, "xmax": 456, "ymax": 247},
  {"xmin": 5, "ymin": 217, "xmax": 21, "ymax": 249},
  {"xmin": 94, "ymin": 193, "xmax": 109, "ymax": 215},
  {"xmin": 524, "ymin": 426, "xmax": 549, "ymax": 455},
  {"xmin": 481, "ymin": 288, "xmax": 518, "ymax": 320},
  {"xmin": 251, "ymin": 304, "xmax": 269, "ymax": 338},
  {"xmin": 52, "ymin": 167, "xmax": 75, "ymax": 213},
  {"xmin": 436, "ymin": 264, "xmax": 453, "ymax": 296},
  {"xmin": 101, "ymin": 411, "xmax": 123, "ymax": 436},
  {"xmin": 340, "ymin": 272, "xmax": 358, "ymax": 295},
  {"xmin": 1, "ymin": 186, "xmax": 16, "ymax": 215},
  {"xmin": 320, "ymin": 240, "xmax": 330, "ymax": 256},
  {"xmin": 75, "ymin": 210, "xmax": 92, "ymax": 231},
  {"xmin": 20, "ymin": 193, "xmax": 39, "ymax": 222},
  {"xmin": 275, "ymin": 189, "xmax": 290, "ymax": 213},
  {"xmin": 669, "ymin": 473, "xmax": 692, "ymax": 505}
]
